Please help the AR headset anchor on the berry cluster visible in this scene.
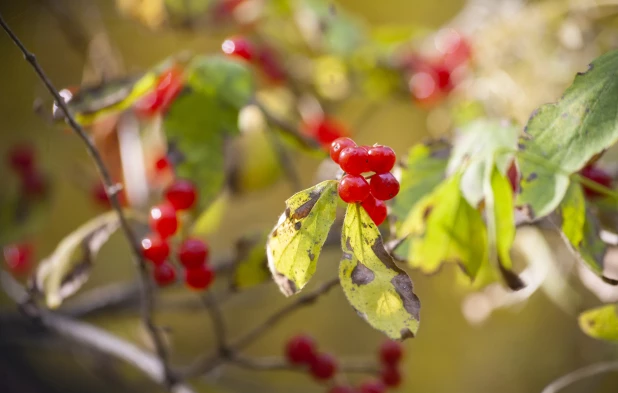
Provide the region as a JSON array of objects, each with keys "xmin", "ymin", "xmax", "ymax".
[
  {"xmin": 134, "ymin": 65, "xmax": 184, "ymax": 118},
  {"xmin": 141, "ymin": 179, "xmax": 215, "ymax": 290},
  {"xmin": 284, "ymin": 335, "xmax": 405, "ymax": 393},
  {"xmin": 580, "ymin": 164, "xmax": 613, "ymax": 199},
  {"xmin": 329, "ymin": 138, "xmax": 400, "ymax": 226},
  {"xmin": 221, "ymin": 37, "xmax": 286, "ymax": 83}
]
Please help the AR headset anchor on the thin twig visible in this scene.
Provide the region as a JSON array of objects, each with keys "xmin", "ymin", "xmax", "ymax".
[
  {"xmin": 254, "ymin": 99, "xmax": 321, "ymax": 151},
  {"xmin": 265, "ymin": 129, "xmax": 302, "ymax": 192},
  {"xmin": 0, "ymin": 14, "xmax": 174, "ymax": 387},
  {"xmin": 541, "ymin": 361, "xmax": 618, "ymax": 393},
  {"xmin": 231, "ymin": 355, "xmax": 379, "ymax": 374},
  {"xmin": 200, "ymin": 292, "xmax": 229, "ymax": 356}
]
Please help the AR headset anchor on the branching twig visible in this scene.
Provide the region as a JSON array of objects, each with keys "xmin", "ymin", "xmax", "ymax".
[
  {"xmin": 231, "ymin": 355, "xmax": 379, "ymax": 374},
  {"xmin": 0, "ymin": 15, "xmax": 174, "ymax": 387},
  {"xmin": 200, "ymin": 292, "xmax": 229, "ymax": 356},
  {"xmin": 541, "ymin": 361, "xmax": 618, "ymax": 393}
]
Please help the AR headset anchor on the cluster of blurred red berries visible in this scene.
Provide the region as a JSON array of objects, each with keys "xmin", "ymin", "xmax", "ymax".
[
  {"xmin": 330, "ymin": 137, "xmax": 399, "ymax": 226},
  {"xmin": 285, "ymin": 335, "xmax": 405, "ymax": 393},
  {"xmin": 222, "ymin": 36, "xmax": 286, "ymax": 83}
]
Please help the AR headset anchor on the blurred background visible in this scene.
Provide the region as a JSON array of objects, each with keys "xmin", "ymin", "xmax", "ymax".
[{"xmin": 1, "ymin": 0, "xmax": 618, "ymax": 392}]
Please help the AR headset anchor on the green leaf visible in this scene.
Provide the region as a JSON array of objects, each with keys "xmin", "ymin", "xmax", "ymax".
[
  {"xmin": 191, "ymin": 191, "xmax": 229, "ymax": 237},
  {"xmin": 447, "ymin": 119, "xmax": 518, "ymax": 208},
  {"xmin": 557, "ymin": 183, "xmax": 616, "ymax": 284},
  {"xmin": 32, "ymin": 211, "xmax": 121, "ymax": 309},
  {"xmin": 267, "ymin": 180, "xmax": 338, "ymax": 296},
  {"xmin": 164, "ymin": 56, "xmax": 254, "ymax": 208},
  {"xmin": 518, "ymin": 50, "xmax": 618, "ymax": 219},
  {"xmin": 340, "ymin": 203, "xmax": 421, "ymax": 340},
  {"xmin": 579, "ymin": 304, "xmax": 618, "ymax": 341},
  {"xmin": 400, "ymin": 174, "xmax": 488, "ymax": 279},
  {"xmin": 392, "ymin": 140, "xmax": 450, "ymax": 229},
  {"xmin": 232, "ymin": 233, "xmax": 270, "ymax": 291}
]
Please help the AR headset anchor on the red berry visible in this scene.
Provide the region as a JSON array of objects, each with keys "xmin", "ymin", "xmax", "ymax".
[
  {"xmin": 257, "ymin": 46, "xmax": 286, "ymax": 83},
  {"xmin": 92, "ymin": 182, "xmax": 110, "ymax": 206},
  {"xmin": 507, "ymin": 161, "xmax": 519, "ymax": 193},
  {"xmin": 134, "ymin": 66, "xmax": 183, "ymax": 117},
  {"xmin": 361, "ymin": 195, "xmax": 387, "ymax": 226},
  {"xmin": 433, "ymin": 64, "xmax": 453, "ymax": 92},
  {"xmin": 309, "ymin": 353, "xmax": 337, "ymax": 381},
  {"xmin": 21, "ymin": 171, "xmax": 48, "ymax": 198},
  {"xmin": 222, "ymin": 37, "xmax": 254, "ymax": 61},
  {"xmin": 153, "ymin": 262, "xmax": 177, "ymax": 287},
  {"xmin": 329, "ymin": 386, "xmax": 356, "ymax": 393},
  {"xmin": 368, "ymin": 145, "xmax": 396, "ymax": 174},
  {"xmin": 185, "ymin": 265, "xmax": 215, "ymax": 290},
  {"xmin": 165, "ymin": 179, "xmax": 197, "ymax": 210},
  {"xmin": 8, "ymin": 144, "xmax": 35, "ymax": 174},
  {"xmin": 359, "ymin": 380, "xmax": 386, "ymax": 393},
  {"xmin": 379, "ymin": 340, "xmax": 403, "ymax": 366},
  {"xmin": 3, "ymin": 243, "xmax": 32, "ymax": 275},
  {"xmin": 304, "ymin": 117, "xmax": 348, "ymax": 149},
  {"xmin": 381, "ymin": 366, "xmax": 402, "ymax": 387},
  {"xmin": 338, "ymin": 175, "xmax": 370, "ymax": 203},
  {"xmin": 285, "ymin": 335, "xmax": 317, "ymax": 365},
  {"xmin": 330, "ymin": 137, "xmax": 357, "ymax": 164},
  {"xmin": 178, "ymin": 238, "xmax": 209, "ymax": 269},
  {"xmin": 339, "ymin": 146, "xmax": 371, "ymax": 175},
  {"xmin": 370, "ymin": 173, "xmax": 400, "ymax": 201},
  {"xmin": 149, "ymin": 203, "xmax": 178, "ymax": 238},
  {"xmin": 141, "ymin": 234, "xmax": 170, "ymax": 265},
  {"xmin": 154, "ymin": 156, "xmax": 172, "ymax": 173},
  {"xmin": 580, "ymin": 165, "xmax": 612, "ymax": 198}
]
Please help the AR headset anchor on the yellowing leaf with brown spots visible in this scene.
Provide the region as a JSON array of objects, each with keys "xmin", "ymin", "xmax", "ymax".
[
  {"xmin": 579, "ymin": 304, "xmax": 618, "ymax": 341},
  {"xmin": 267, "ymin": 180, "xmax": 338, "ymax": 296},
  {"xmin": 340, "ymin": 203, "xmax": 421, "ymax": 340}
]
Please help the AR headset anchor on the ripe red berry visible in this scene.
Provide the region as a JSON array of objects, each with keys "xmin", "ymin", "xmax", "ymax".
[
  {"xmin": 330, "ymin": 137, "xmax": 357, "ymax": 164},
  {"xmin": 339, "ymin": 146, "xmax": 371, "ymax": 175},
  {"xmin": 285, "ymin": 335, "xmax": 317, "ymax": 365},
  {"xmin": 8, "ymin": 144, "xmax": 35, "ymax": 174},
  {"xmin": 92, "ymin": 182, "xmax": 110, "ymax": 207},
  {"xmin": 329, "ymin": 386, "xmax": 356, "ymax": 393},
  {"xmin": 361, "ymin": 195, "xmax": 387, "ymax": 226},
  {"xmin": 185, "ymin": 265, "xmax": 215, "ymax": 290},
  {"xmin": 178, "ymin": 238, "xmax": 209, "ymax": 269},
  {"xmin": 338, "ymin": 175, "xmax": 370, "ymax": 203},
  {"xmin": 3, "ymin": 243, "xmax": 32, "ymax": 275},
  {"xmin": 222, "ymin": 37, "xmax": 254, "ymax": 61},
  {"xmin": 370, "ymin": 173, "xmax": 400, "ymax": 201},
  {"xmin": 507, "ymin": 161, "xmax": 519, "ymax": 193},
  {"xmin": 256, "ymin": 46, "xmax": 286, "ymax": 83},
  {"xmin": 381, "ymin": 366, "xmax": 402, "ymax": 387},
  {"xmin": 367, "ymin": 145, "xmax": 396, "ymax": 174},
  {"xmin": 153, "ymin": 262, "xmax": 177, "ymax": 287},
  {"xmin": 359, "ymin": 380, "xmax": 386, "ymax": 393},
  {"xmin": 154, "ymin": 156, "xmax": 172, "ymax": 173},
  {"xmin": 304, "ymin": 117, "xmax": 348, "ymax": 149},
  {"xmin": 141, "ymin": 234, "xmax": 170, "ymax": 265},
  {"xmin": 149, "ymin": 203, "xmax": 178, "ymax": 239},
  {"xmin": 21, "ymin": 171, "xmax": 48, "ymax": 198},
  {"xmin": 379, "ymin": 340, "xmax": 403, "ymax": 366},
  {"xmin": 309, "ymin": 353, "xmax": 337, "ymax": 381},
  {"xmin": 580, "ymin": 165, "xmax": 612, "ymax": 198},
  {"xmin": 165, "ymin": 179, "xmax": 197, "ymax": 210},
  {"xmin": 433, "ymin": 64, "xmax": 453, "ymax": 92}
]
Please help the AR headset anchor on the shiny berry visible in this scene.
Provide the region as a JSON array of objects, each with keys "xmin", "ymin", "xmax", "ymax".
[
  {"xmin": 580, "ymin": 165, "xmax": 612, "ymax": 198},
  {"xmin": 8, "ymin": 144, "xmax": 35, "ymax": 174},
  {"xmin": 153, "ymin": 262, "xmax": 177, "ymax": 287},
  {"xmin": 368, "ymin": 145, "xmax": 396, "ymax": 174},
  {"xmin": 507, "ymin": 161, "xmax": 519, "ymax": 193},
  {"xmin": 380, "ymin": 340, "xmax": 403, "ymax": 366},
  {"xmin": 359, "ymin": 380, "xmax": 386, "ymax": 393},
  {"xmin": 285, "ymin": 335, "xmax": 317, "ymax": 365},
  {"xmin": 149, "ymin": 203, "xmax": 178, "ymax": 238},
  {"xmin": 185, "ymin": 265, "xmax": 215, "ymax": 290},
  {"xmin": 141, "ymin": 234, "xmax": 170, "ymax": 265},
  {"xmin": 165, "ymin": 179, "xmax": 197, "ymax": 210},
  {"xmin": 330, "ymin": 137, "xmax": 357, "ymax": 164},
  {"xmin": 3, "ymin": 243, "xmax": 32, "ymax": 275},
  {"xmin": 178, "ymin": 238, "xmax": 209, "ymax": 269},
  {"xmin": 381, "ymin": 366, "xmax": 402, "ymax": 387},
  {"xmin": 338, "ymin": 175, "xmax": 370, "ymax": 203},
  {"xmin": 154, "ymin": 156, "xmax": 171, "ymax": 173},
  {"xmin": 339, "ymin": 146, "xmax": 371, "ymax": 175},
  {"xmin": 309, "ymin": 353, "xmax": 337, "ymax": 380},
  {"xmin": 222, "ymin": 37, "xmax": 254, "ymax": 61},
  {"xmin": 329, "ymin": 386, "xmax": 356, "ymax": 393},
  {"xmin": 370, "ymin": 173, "xmax": 400, "ymax": 201},
  {"xmin": 361, "ymin": 195, "xmax": 387, "ymax": 226}
]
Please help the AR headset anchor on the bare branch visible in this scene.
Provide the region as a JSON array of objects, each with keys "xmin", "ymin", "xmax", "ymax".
[
  {"xmin": 541, "ymin": 361, "xmax": 618, "ymax": 393},
  {"xmin": 231, "ymin": 355, "xmax": 379, "ymax": 375},
  {"xmin": 200, "ymin": 292, "xmax": 229, "ymax": 356},
  {"xmin": 0, "ymin": 14, "xmax": 174, "ymax": 387}
]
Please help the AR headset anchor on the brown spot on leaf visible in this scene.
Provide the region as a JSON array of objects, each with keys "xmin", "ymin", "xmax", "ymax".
[
  {"xmin": 289, "ymin": 190, "xmax": 322, "ymax": 220},
  {"xmin": 601, "ymin": 276, "xmax": 618, "ymax": 286},
  {"xmin": 498, "ymin": 262, "xmax": 525, "ymax": 291},
  {"xmin": 294, "ymin": 221, "xmax": 302, "ymax": 231},
  {"xmin": 307, "ymin": 249, "xmax": 315, "ymax": 261},
  {"xmin": 351, "ymin": 262, "xmax": 375, "ymax": 285},
  {"xmin": 391, "ymin": 274, "xmax": 421, "ymax": 321},
  {"xmin": 400, "ymin": 328, "xmax": 415, "ymax": 340},
  {"xmin": 587, "ymin": 319, "xmax": 596, "ymax": 328},
  {"xmin": 423, "ymin": 206, "xmax": 433, "ymax": 220},
  {"xmin": 371, "ymin": 238, "xmax": 406, "ymax": 273},
  {"xmin": 526, "ymin": 173, "xmax": 538, "ymax": 182}
]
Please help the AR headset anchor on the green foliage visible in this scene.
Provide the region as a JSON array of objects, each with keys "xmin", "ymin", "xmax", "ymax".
[
  {"xmin": 32, "ymin": 211, "xmax": 121, "ymax": 309},
  {"xmin": 267, "ymin": 180, "xmax": 338, "ymax": 296},
  {"xmin": 232, "ymin": 233, "xmax": 270, "ymax": 290},
  {"xmin": 164, "ymin": 55, "xmax": 254, "ymax": 208},
  {"xmin": 579, "ymin": 304, "xmax": 618, "ymax": 341},
  {"xmin": 340, "ymin": 204, "xmax": 420, "ymax": 340},
  {"xmin": 518, "ymin": 50, "xmax": 618, "ymax": 219},
  {"xmin": 191, "ymin": 192, "xmax": 229, "ymax": 237}
]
